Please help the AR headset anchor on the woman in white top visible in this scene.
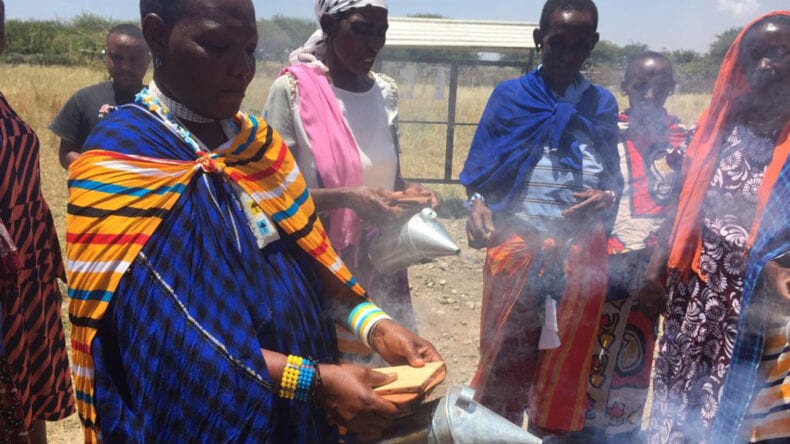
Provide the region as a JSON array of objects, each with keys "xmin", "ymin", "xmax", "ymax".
[{"xmin": 263, "ymin": 0, "xmax": 436, "ymax": 347}]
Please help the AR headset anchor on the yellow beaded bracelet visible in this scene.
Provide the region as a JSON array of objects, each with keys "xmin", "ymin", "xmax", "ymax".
[{"xmin": 278, "ymin": 355, "xmax": 315, "ymax": 401}]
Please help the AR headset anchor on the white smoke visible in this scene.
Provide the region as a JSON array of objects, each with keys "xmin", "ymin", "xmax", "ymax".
[{"xmin": 716, "ymin": 0, "xmax": 760, "ymax": 17}]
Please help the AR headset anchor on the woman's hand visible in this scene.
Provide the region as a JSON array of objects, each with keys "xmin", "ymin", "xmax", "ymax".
[
  {"xmin": 764, "ymin": 260, "xmax": 790, "ymax": 315},
  {"xmin": 562, "ymin": 189, "xmax": 616, "ymax": 220},
  {"xmin": 466, "ymin": 199, "xmax": 495, "ymax": 249},
  {"xmin": 315, "ymin": 363, "xmax": 399, "ymax": 437},
  {"xmin": 403, "ymin": 181, "xmax": 439, "ymax": 209},
  {"xmin": 639, "ymin": 246, "xmax": 669, "ymax": 318},
  {"xmin": 369, "ymin": 319, "xmax": 443, "ymax": 367},
  {"xmin": 349, "ymin": 187, "xmax": 401, "ymax": 225}
]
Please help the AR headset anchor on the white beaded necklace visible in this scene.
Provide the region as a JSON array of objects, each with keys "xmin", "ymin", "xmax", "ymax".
[{"xmin": 141, "ymin": 82, "xmax": 238, "ymax": 153}]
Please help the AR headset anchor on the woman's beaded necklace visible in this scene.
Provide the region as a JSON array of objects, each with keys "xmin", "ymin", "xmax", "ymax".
[
  {"xmin": 135, "ymin": 82, "xmax": 237, "ymax": 172},
  {"xmin": 148, "ymin": 81, "xmax": 215, "ymax": 124},
  {"xmin": 135, "ymin": 84, "xmax": 203, "ymax": 154}
]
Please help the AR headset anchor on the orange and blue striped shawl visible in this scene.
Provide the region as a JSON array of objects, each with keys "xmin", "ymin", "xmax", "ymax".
[{"xmin": 66, "ymin": 106, "xmax": 367, "ymax": 442}]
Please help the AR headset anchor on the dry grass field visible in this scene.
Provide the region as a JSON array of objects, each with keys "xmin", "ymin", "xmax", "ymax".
[{"xmin": 0, "ymin": 62, "xmax": 709, "ymax": 442}]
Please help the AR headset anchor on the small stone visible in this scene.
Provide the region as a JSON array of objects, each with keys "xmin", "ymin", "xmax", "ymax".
[
  {"xmin": 439, "ymin": 279, "xmax": 447, "ymax": 286},
  {"xmin": 465, "ymin": 301, "xmax": 476, "ymax": 310},
  {"xmin": 437, "ymin": 310, "xmax": 446, "ymax": 316},
  {"xmin": 445, "ymin": 298, "xmax": 457, "ymax": 305},
  {"xmin": 451, "ymin": 289, "xmax": 458, "ymax": 295}
]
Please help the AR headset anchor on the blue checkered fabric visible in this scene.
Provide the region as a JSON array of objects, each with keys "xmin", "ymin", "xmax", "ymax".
[
  {"xmin": 88, "ymin": 106, "xmax": 339, "ymax": 443},
  {"xmin": 712, "ymin": 157, "xmax": 790, "ymax": 443}
]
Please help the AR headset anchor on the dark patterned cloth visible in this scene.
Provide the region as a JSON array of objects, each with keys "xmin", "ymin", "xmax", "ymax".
[
  {"xmin": 0, "ymin": 93, "xmax": 74, "ymax": 430},
  {"xmin": 0, "ymin": 357, "xmax": 29, "ymax": 444},
  {"xmin": 648, "ymin": 125, "xmax": 778, "ymax": 443},
  {"xmin": 581, "ymin": 250, "xmax": 658, "ymax": 443}
]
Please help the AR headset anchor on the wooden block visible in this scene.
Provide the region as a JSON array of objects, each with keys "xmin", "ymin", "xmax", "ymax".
[{"xmin": 372, "ymin": 361, "xmax": 446, "ymax": 407}]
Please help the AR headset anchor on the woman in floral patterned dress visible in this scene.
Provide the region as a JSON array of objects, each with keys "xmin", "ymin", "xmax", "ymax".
[{"xmin": 646, "ymin": 10, "xmax": 790, "ymax": 444}]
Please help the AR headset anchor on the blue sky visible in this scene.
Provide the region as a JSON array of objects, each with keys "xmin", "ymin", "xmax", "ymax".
[{"xmin": 6, "ymin": 0, "xmax": 788, "ymax": 52}]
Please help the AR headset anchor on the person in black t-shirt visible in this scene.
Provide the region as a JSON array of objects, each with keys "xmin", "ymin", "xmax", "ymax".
[{"xmin": 50, "ymin": 24, "xmax": 150, "ymax": 168}]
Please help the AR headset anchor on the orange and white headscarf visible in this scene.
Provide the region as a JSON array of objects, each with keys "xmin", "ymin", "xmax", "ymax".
[{"xmin": 667, "ymin": 10, "xmax": 790, "ymax": 280}]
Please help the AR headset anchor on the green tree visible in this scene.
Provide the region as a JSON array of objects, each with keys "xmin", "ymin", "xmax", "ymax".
[
  {"xmin": 2, "ymin": 14, "xmax": 121, "ymax": 65},
  {"xmin": 671, "ymin": 49, "xmax": 702, "ymax": 65},
  {"xmin": 588, "ymin": 40, "xmax": 621, "ymax": 67},
  {"xmin": 708, "ymin": 27, "xmax": 742, "ymax": 65},
  {"xmin": 257, "ymin": 19, "xmax": 292, "ymax": 61},
  {"xmin": 270, "ymin": 15, "xmax": 316, "ymax": 49},
  {"xmin": 497, "ymin": 51, "xmax": 535, "ymax": 66}
]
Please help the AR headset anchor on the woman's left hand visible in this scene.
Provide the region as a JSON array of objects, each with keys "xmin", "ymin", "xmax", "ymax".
[
  {"xmin": 403, "ymin": 181, "xmax": 439, "ymax": 209},
  {"xmin": 369, "ymin": 319, "xmax": 443, "ymax": 367},
  {"xmin": 562, "ymin": 189, "xmax": 616, "ymax": 220}
]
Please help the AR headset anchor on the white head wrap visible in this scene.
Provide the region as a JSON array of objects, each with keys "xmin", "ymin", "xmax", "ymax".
[{"xmin": 289, "ymin": 0, "xmax": 389, "ymax": 67}]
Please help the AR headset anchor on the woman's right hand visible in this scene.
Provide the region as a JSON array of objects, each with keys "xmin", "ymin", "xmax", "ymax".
[
  {"xmin": 315, "ymin": 363, "xmax": 399, "ymax": 437},
  {"xmin": 466, "ymin": 199, "xmax": 495, "ymax": 249}
]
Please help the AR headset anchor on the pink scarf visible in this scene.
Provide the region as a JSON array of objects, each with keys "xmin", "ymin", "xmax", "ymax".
[{"xmin": 281, "ymin": 63, "xmax": 363, "ymax": 251}]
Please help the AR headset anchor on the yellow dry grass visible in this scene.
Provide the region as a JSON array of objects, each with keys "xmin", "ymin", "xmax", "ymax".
[{"xmin": 0, "ymin": 62, "xmax": 709, "ymax": 442}]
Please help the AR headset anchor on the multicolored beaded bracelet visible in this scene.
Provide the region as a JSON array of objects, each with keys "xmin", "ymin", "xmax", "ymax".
[
  {"xmin": 347, "ymin": 301, "xmax": 393, "ymax": 349},
  {"xmin": 279, "ymin": 355, "xmax": 316, "ymax": 402}
]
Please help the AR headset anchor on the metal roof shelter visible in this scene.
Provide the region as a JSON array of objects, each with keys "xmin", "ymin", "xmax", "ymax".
[
  {"xmin": 386, "ymin": 17, "xmax": 537, "ymax": 54},
  {"xmin": 380, "ymin": 17, "xmax": 538, "ymax": 183}
]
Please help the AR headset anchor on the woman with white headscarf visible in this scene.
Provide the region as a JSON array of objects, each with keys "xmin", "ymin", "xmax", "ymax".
[{"xmin": 264, "ymin": 0, "xmax": 437, "ymax": 353}]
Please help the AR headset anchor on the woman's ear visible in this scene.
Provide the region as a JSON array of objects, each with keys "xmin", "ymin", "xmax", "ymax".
[{"xmin": 141, "ymin": 13, "xmax": 169, "ymax": 62}]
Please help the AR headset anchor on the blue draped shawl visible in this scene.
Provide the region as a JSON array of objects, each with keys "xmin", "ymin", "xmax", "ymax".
[
  {"xmin": 459, "ymin": 68, "xmax": 622, "ymax": 218},
  {"xmin": 712, "ymin": 156, "xmax": 790, "ymax": 443}
]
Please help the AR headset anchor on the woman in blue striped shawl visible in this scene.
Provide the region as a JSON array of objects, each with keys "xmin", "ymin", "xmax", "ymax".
[{"xmin": 66, "ymin": 0, "xmax": 441, "ymax": 442}]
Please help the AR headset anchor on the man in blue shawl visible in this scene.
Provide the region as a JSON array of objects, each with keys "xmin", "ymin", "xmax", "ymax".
[{"xmin": 460, "ymin": 0, "xmax": 623, "ymax": 435}]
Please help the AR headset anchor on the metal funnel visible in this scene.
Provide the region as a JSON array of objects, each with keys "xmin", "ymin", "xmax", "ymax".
[
  {"xmin": 365, "ymin": 386, "xmax": 542, "ymax": 444},
  {"xmin": 429, "ymin": 386, "xmax": 543, "ymax": 444},
  {"xmin": 368, "ymin": 208, "xmax": 460, "ymax": 274}
]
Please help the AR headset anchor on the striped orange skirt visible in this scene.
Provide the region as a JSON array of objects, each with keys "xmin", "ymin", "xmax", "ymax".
[
  {"xmin": 743, "ymin": 325, "xmax": 790, "ymax": 442},
  {"xmin": 470, "ymin": 226, "xmax": 608, "ymax": 433}
]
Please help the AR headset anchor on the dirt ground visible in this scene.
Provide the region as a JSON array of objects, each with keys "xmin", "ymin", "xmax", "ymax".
[{"xmin": 408, "ymin": 216, "xmax": 487, "ymax": 393}]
